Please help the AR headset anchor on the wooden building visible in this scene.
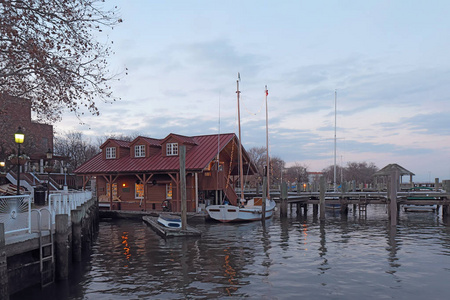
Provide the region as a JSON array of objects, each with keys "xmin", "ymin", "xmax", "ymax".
[{"xmin": 74, "ymin": 133, "xmax": 256, "ymax": 212}]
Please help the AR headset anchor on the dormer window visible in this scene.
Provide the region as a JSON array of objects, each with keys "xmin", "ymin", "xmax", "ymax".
[
  {"xmin": 135, "ymin": 145, "xmax": 145, "ymax": 157},
  {"xmin": 166, "ymin": 143, "xmax": 178, "ymax": 156},
  {"xmin": 106, "ymin": 147, "xmax": 116, "ymax": 159}
]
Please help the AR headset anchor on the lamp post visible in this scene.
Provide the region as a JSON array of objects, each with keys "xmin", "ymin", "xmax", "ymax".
[
  {"xmin": 64, "ymin": 167, "xmax": 67, "ymax": 190},
  {"xmin": 14, "ymin": 127, "xmax": 25, "ymax": 195},
  {"xmin": 32, "ymin": 165, "xmax": 36, "ymax": 185},
  {"xmin": 45, "ymin": 149, "xmax": 53, "ymax": 203}
]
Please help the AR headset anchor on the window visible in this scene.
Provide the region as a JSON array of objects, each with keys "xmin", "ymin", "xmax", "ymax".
[
  {"xmin": 166, "ymin": 143, "xmax": 178, "ymax": 156},
  {"xmin": 135, "ymin": 183, "xmax": 144, "ymax": 199},
  {"xmin": 106, "ymin": 183, "xmax": 118, "ymax": 199},
  {"xmin": 135, "ymin": 145, "xmax": 145, "ymax": 157},
  {"xmin": 166, "ymin": 183, "xmax": 172, "ymax": 199},
  {"xmin": 106, "ymin": 147, "xmax": 116, "ymax": 159}
]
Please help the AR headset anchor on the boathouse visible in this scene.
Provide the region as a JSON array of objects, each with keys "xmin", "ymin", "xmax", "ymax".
[{"xmin": 74, "ymin": 133, "xmax": 256, "ymax": 212}]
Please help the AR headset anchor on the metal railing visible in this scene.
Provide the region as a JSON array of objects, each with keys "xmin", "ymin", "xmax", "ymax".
[
  {"xmin": 1, "ymin": 190, "xmax": 92, "ymax": 236},
  {"xmin": 48, "ymin": 190, "xmax": 93, "ymax": 225},
  {"xmin": 0, "ymin": 195, "xmax": 32, "ymax": 235}
]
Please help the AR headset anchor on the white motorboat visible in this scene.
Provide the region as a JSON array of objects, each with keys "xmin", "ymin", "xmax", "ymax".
[
  {"xmin": 206, "ymin": 197, "xmax": 276, "ymax": 222},
  {"xmin": 157, "ymin": 214, "xmax": 182, "ymax": 228}
]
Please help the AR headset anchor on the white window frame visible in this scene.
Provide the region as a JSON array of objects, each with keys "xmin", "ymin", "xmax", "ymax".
[
  {"xmin": 135, "ymin": 145, "xmax": 145, "ymax": 157},
  {"xmin": 135, "ymin": 183, "xmax": 144, "ymax": 199},
  {"xmin": 106, "ymin": 147, "xmax": 116, "ymax": 159},
  {"xmin": 166, "ymin": 183, "xmax": 172, "ymax": 199},
  {"xmin": 166, "ymin": 143, "xmax": 178, "ymax": 156}
]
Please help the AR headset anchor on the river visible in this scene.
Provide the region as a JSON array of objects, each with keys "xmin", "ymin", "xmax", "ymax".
[{"xmin": 12, "ymin": 205, "xmax": 450, "ymax": 299}]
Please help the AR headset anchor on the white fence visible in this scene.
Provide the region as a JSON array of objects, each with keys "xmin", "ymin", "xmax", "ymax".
[{"xmin": 0, "ymin": 190, "xmax": 93, "ymax": 236}]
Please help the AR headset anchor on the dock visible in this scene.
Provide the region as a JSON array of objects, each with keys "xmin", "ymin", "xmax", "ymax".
[{"xmin": 143, "ymin": 216, "xmax": 202, "ymax": 238}]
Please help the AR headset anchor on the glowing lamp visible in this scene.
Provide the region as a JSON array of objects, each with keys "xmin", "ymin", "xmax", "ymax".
[{"xmin": 14, "ymin": 127, "xmax": 25, "ymax": 144}]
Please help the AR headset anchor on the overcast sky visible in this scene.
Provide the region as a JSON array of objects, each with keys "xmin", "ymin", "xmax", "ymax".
[{"xmin": 55, "ymin": 0, "xmax": 450, "ymax": 182}]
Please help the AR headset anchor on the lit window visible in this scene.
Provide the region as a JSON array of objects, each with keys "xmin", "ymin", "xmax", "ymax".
[
  {"xmin": 166, "ymin": 183, "xmax": 172, "ymax": 199},
  {"xmin": 106, "ymin": 147, "xmax": 116, "ymax": 159},
  {"xmin": 135, "ymin": 183, "xmax": 144, "ymax": 199},
  {"xmin": 135, "ymin": 145, "xmax": 145, "ymax": 157},
  {"xmin": 106, "ymin": 183, "xmax": 118, "ymax": 198},
  {"xmin": 166, "ymin": 143, "xmax": 178, "ymax": 156}
]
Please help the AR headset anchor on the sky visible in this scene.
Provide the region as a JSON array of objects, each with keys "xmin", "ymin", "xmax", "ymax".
[{"xmin": 55, "ymin": 0, "xmax": 450, "ymax": 182}]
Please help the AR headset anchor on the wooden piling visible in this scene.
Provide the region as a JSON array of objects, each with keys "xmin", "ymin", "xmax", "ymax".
[
  {"xmin": 179, "ymin": 146, "xmax": 187, "ymax": 230},
  {"xmin": 0, "ymin": 223, "xmax": 9, "ymax": 300},
  {"xmin": 55, "ymin": 214, "xmax": 69, "ymax": 280},
  {"xmin": 71, "ymin": 209, "xmax": 82, "ymax": 262},
  {"xmin": 389, "ymin": 170, "xmax": 399, "ymax": 226},
  {"xmin": 313, "ymin": 204, "xmax": 318, "ymax": 216},
  {"xmin": 280, "ymin": 181, "xmax": 288, "ymax": 218},
  {"xmin": 319, "ymin": 176, "xmax": 325, "ymax": 221}
]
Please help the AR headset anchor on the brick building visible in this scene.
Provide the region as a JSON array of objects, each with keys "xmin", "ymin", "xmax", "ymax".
[
  {"xmin": 0, "ymin": 94, "xmax": 53, "ymax": 160},
  {"xmin": 0, "ymin": 94, "xmax": 58, "ymax": 195}
]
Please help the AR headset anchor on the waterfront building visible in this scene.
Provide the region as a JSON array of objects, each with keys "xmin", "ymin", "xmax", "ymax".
[{"xmin": 74, "ymin": 133, "xmax": 256, "ymax": 212}]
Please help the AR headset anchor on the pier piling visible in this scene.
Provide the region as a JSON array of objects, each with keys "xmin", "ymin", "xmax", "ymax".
[
  {"xmin": 319, "ymin": 177, "xmax": 325, "ymax": 221},
  {"xmin": 55, "ymin": 214, "xmax": 69, "ymax": 280},
  {"xmin": 0, "ymin": 224, "xmax": 9, "ymax": 300},
  {"xmin": 389, "ymin": 170, "xmax": 399, "ymax": 226},
  {"xmin": 71, "ymin": 209, "xmax": 82, "ymax": 262},
  {"xmin": 280, "ymin": 182, "xmax": 288, "ymax": 218}
]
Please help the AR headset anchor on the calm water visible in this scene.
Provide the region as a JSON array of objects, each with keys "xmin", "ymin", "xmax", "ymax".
[{"xmin": 12, "ymin": 205, "xmax": 450, "ymax": 299}]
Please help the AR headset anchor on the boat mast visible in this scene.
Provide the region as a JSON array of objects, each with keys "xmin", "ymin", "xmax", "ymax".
[
  {"xmin": 265, "ymin": 85, "xmax": 270, "ymax": 199},
  {"xmin": 333, "ymin": 89, "xmax": 337, "ymax": 192},
  {"xmin": 237, "ymin": 73, "xmax": 244, "ymax": 201}
]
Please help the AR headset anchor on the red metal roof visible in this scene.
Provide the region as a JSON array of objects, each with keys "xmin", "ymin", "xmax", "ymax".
[
  {"xmin": 75, "ymin": 133, "xmax": 237, "ymax": 174},
  {"xmin": 99, "ymin": 139, "xmax": 131, "ymax": 149}
]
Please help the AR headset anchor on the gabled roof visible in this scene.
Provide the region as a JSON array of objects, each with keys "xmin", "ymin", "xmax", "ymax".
[
  {"xmin": 129, "ymin": 136, "xmax": 162, "ymax": 147},
  {"xmin": 99, "ymin": 139, "xmax": 130, "ymax": 149},
  {"xmin": 161, "ymin": 133, "xmax": 197, "ymax": 146},
  {"xmin": 373, "ymin": 163, "xmax": 415, "ymax": 177},
  {"xmin": 75, "ymin": 133, "xmax": 237, "ymax": 174}
]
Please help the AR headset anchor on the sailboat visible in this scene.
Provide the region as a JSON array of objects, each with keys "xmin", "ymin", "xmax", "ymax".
[
  {"xmin": 206, "ymin": 75, "xmax": 276, "ymax": 222},
  {"xmin": 326, "ymin": 90, "xmax": 341, "ymax": 210}
]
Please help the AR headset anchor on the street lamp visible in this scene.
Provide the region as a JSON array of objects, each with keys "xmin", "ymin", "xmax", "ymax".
[
  {"xmin": 45, "ymin": 149, "xmax": 53, "ymax": 203},
  {"xmin": 64, "ymin": 167, "xmax": 67, "ymax": 189},
  {"xmin": 14, "ymin": 127, "xmax": 25, "ymax": 195}
]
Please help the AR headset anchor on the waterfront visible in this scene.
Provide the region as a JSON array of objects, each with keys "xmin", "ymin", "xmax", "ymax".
[{"xmin": 12, "ymin": 205, "xmax": 450, "ymax": 299}]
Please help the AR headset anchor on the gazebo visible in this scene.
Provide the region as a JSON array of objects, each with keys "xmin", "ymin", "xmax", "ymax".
[{"xmin": 373, "ymin": 163, "xmax": 415, "ymax": 189}]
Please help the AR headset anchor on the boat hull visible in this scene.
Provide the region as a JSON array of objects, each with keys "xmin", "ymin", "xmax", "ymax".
[
  {"xmin": 206, "ymin": 199, "xmax": 276, "ymax": 222},
  {"xmin": 403, "ymin": 204, "xmax": 437, "ymax": 212},
  {"xmin": 157, "ymin": 214, "xmax": 182, "ymax": 228}
]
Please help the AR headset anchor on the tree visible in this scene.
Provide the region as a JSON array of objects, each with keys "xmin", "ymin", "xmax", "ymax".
[
  {"xmin": 248, "ymin": 146, "xmax": 267, "ymax": 184},
  {"xmin": 0, "ymin": 0, "xmax": 124, "ymax": 122},
  {"xmin": 284, "ymin": 163, "xmax": 309, "ymax": 184},
  {"xmin": 322, "ymin": 161, "xmax": 378, "ymax": 186},
  {"xmin": 269, "ymin": 155, "xmax": 285, "ymax": 187},
  {"xmin": 322, "ymin": 164, "xmax": 346, "ymax": 186},
  {"xmin": 247, "ymin": 147, "xmax": 285, "ymax": 188},
  {"xmin": 345, "ymin": 161, "xmax": 378, "ymax": 185},
  {"xmin": 54, "ymin": 131, "xmax": 99, "ymax": 171}
]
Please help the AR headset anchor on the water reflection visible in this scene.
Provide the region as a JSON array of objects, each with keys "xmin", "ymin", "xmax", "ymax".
[
  {"xmin": 386, "ymin": 225, "xmax": 401, "ymax": 277},
  {"xmin": 318, "ymin": 222, "xmax": 329, "ymax": 274},
  {"xmin": 11, "ymin": 206, "xmax": 450, "ymax": 300}
]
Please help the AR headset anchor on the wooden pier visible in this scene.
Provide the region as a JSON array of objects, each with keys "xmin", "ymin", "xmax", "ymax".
[{"xmin": 1, "ymin": 193, "xmax": 98, "ymax": 299}]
